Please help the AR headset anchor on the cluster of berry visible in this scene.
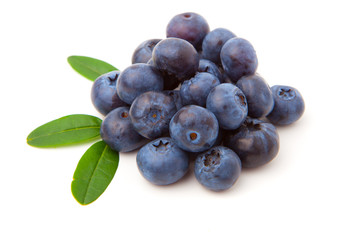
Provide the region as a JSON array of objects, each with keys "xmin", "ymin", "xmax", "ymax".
[{"xmin": 91, "ymin": 12, "xmax": 305, "ymax": 191}]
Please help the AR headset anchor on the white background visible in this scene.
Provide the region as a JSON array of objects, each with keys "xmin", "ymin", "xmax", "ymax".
[{"xmin": 1, "ymin": 0, "xmax": 348, "ymax": 239}]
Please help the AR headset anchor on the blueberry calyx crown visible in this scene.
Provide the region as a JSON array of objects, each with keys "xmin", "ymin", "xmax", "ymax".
[
  {"xmin": 190, "ymin": 132, "xmax": 198, "ymax": 140},
  {"xmin": 235, "ymin": 92, "xmax": 247, "ymax": 108},
  {"xmin": 183, "ymin": 13, "xmax": 192, "ymax": 19},
  {"xmin": 203, "ymin": 149, "xmax": 221, "ymax": 167},
  {"xmin": 120, "ymin": 111, "xmax": 129, "ymax": 118},
  {"xmin": 152, "ymin": 139, "xmax": 170, "ymax": 151},
  {"xmin": 278, "ymin": 87, "xmax": 295, "ymax": 101},
  {"xmin": 245, "ymin": 119, "xmax": 262, "ymax": 131},
  {"xmin": 107, "ymin": 74, "xmax": 118, "ymax": 85}
]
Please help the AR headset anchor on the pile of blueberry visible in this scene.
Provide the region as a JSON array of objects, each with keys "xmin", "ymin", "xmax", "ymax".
[{"xmin": 91, "ymin": 12, "xmax": 305, "ymax": 191}]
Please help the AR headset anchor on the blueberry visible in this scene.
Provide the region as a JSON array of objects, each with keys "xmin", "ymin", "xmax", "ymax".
[
  {"xmin": 91, "ymin": 71, "xmax": 128, "ymax": 116},
  {"xmin": 197, "ymin": 59, "xmax": 223, "ymax": 82},
  {"xmin": 130, "ymin": 91, "xmax": 177, "ymax": 139},
  {"xmin": 166, "ymin": 12, "xmax": 209, "ymax": 50},
  {"xmin": 100, "ymin": 107, "xmax": 148, "ymax": 152},
  {"xmin": 267, "ymin": 85, "xmax": 305, "ymax": 125},
  {"xmin": 163, "ymin": 90, "xmax": 183, "ymax": 111},
  {"xmin": 206, "ymin": 83, "xmax": 248, "ymax": 130},
  {"xmin": 152, "ymin": 38, "xmax": 199, "ymax": 82},
  {"xmin": 116, "ymin": 63, "xmax": 164, "ymax": 104},
  {"xmin": 131, "ymin": 39, "xmax": 162, "ymax": 64},
  {"xmin": 180, "ymin": 72, "xmax": 220, "ymax": 107},
  {"xmin": 136, "ymin": 137, "xmax": 190, "ymax": 185},
  {"xmin": 194, "ymin": 146, "xmax": 241, "ymax": 191},
  {"xmin": 220, "ymin": 37, "xmax": 258, "ymax": 83},
  {"xmin": 169, "ymin": 105, "xmax": 219, "ymax": 152},
  {"xmin": 236, "ymin": 74, "xmax": 274, "ymax": 118},
  {"xmin": 223, "ymin": 118, "xmax": 279, "ymax": 168},
  {"xmin": 202, "ymin": 28, "xmax": 236, "ymax": 65}
]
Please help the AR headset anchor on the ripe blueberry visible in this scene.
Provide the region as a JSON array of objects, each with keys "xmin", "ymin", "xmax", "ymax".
[
  {"xmin": 202, "ymin": 28, "xmax": 236, "ymax": 65},
  {"xmin": 194, "ymin": 146, "xmax": 241, "ymax": 191},
  {"xmin": 130, "ymin": 91, "xmax": 177, "ymax": 139},
  {"xmin": 137, "ymin": 137, "xmax": 190, "ymax": 185},
  {"xmin": 169, "ymin": 105, "xmax": 219, "ymax": 152},
  {"xmin": 166, "ymin": 12, "xmax": 209, "ymax": 50},
  {"xmin": 236, "ymin": 74, "xmax": 274, "ymax": 118},
  {"xmin": 91, "ymin": 71, "xmax": 128, "ymax": 116},
  {"xmin": 100, "ymin": 107, "xmax": 148, "ymax": 152},
  {"xmin": 220, "ymin": 37, "xmax": 258, "ymax": 83},
  {"xmin": 132, "ymin": 39, "xmax": 162, "ymax": 64},
  {"xmin": 152, "ymin": 38, "xmax": 199, "ymax": 82},
  {"xmin": 180, "ymin": 72, "xmax": 220, "ymax": 107},
  {"xmin": 266, "ymin": 85, "xmax": 305, "ymax": 125},
  {"xmin": 206, "ymin": 83, "xmax": 248, "ymax": 130},
  {"xmin": 223, "ymin": 118, "xmax": 279, "ymax": 168},
  {"xmin": 116, "ymin": 63, "xmax": 164, "ymax": 105}
]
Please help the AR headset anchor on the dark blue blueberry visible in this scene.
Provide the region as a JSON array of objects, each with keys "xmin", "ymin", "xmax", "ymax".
[
  {"xmin": 206, "ymin": 83, "xmax": 248, "ymax": 130},
  {"xmin": 116, "ymin": 63, "xmax": 164, "ymax": 105},
  {"xmin": 202, "ymin": 28, "xmax": 236, "ymax": 65},
  {"xmin": 223, "ymin": 118, "xmax": 279, "ymax": 168},
  {"xmin": 166, "ymin": 12, "xmax": 209, "ymax": 50},
  {"xmin": 197, "ymin": 59, "xmax": 223, "ymax": 82},
  {"xmin": 152, "ymin": 38, "xmax": 199, "ymax": 82},
  {"xmin": 136, "ymin": 137, "xmax": 190, "ymax": 185},
  {"xmin": 169, "ymin": 105, "xmax": 219, "ymax": 152},
  {"xmin": 194, "ymin": 146, "xmax": 241, "ymax": 191},
  {"xmin": 132, "ymin": 39, "xmax": 162, "ymax": 64},
  {"xmin": 220, "ymin": 37, "xmax": 258, "ymax": 83},
  {"xmin": 100, "ymin": 107, "xmax": 148, "ymax": 152},
  {"xmin": 163, "ymin": 90, "xmax": 183, "ymax": 111},
  {"xmin": 180, "ymin": 72, "xmax": 220, "ymax": 107},
  {"xmin": 267, "ymin": 85, "xmax": 305, "ymax": 125},
  {"xmin": 130, "ymin": 91, "xmax": 177, "ymax": 139},
  {"xmin": 236, "ymin": 74, "xmax": 274, "ymax": 118},
  {"xmin": 91, "ymin": 71, "xmax": 128, "ymax": 116}
]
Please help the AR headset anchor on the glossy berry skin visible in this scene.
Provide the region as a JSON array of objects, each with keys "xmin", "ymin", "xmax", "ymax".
[
  {"xmin": 116, "ymin": 63, "xmax": 164, "ymax": 105},
  {"xmin": 223, "ymin": 118, "xmax": 279, "ymax": 168},
  {"xmin": 206, "ymin": 83, "xmax": 248, "ymax": 130},
  {"xmin": 91, "ymin": 71, "xmax": 128, "ymax": 116},
  {"xmin": 100, "ymin": 107, "xmax": 148, "ymax": 152},
  {"xmin": 197, "ymin": 59, "xmax": 223, "ymax": 82},
  {"xmin": 194, "ymin": 146, "xmax": 241, "ymax": 191},
  {"xmin": 220, "ymin": 37, "xmax": 258, "ymax": 83},
  {"xmin": 132, "ymin": 39, "xmax": 162, "ymax": 64},
  {"xmin": 170, "ymin": 105, "xmax": 219, "ymax": 153},
  {"xmin": 180, "ymin": 72, "xmax": 220, "ymax": 107},
  {"xmin": 130, "ymin": 91, "xmax": 177, "ymax": 139},
  {"xmin": 137, "ymin": 137, "xmax": 190, "ymax": 185},
  {"xmin": 236, "ymin": 74, "xmax": 274, "ymax": 118},
  {"xmin": 166, "ymin": 12, "xmax": 209, "ymax": 50},
  {"xmin": 152, "ymin": 38, "xmax": 199, "ymax": 82},
  {"xmin": 163, "ymin": 90, "xmax": 183, "ymax": 111},
  {"xmin": 202, "ymin": 28, "xmax": 236, "ymax": 65},
  {"xmin": 267, "ymin": 85, "xmax": 305, "ymax": 125}
]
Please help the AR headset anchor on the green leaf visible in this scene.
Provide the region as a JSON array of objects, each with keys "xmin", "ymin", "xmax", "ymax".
[
  {"xmin": 71, "ymin": 141, "xmax": 119, "ymax": 205},
  {"xmin": 27, "ymin": 114, "xmax": 102, "ymax": 148},
  {"xmin": 67, "ymin": 55, "xmax": 118, "ymax": 81}
]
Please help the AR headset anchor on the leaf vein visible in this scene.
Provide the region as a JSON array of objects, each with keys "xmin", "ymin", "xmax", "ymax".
[
  {"xmin": 28, "ymin": 126, "xmax": 100, "ymax": 141},
  {"xmin": 83, "ymin": 145, "xmax": 109, "ymax": 204}
]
